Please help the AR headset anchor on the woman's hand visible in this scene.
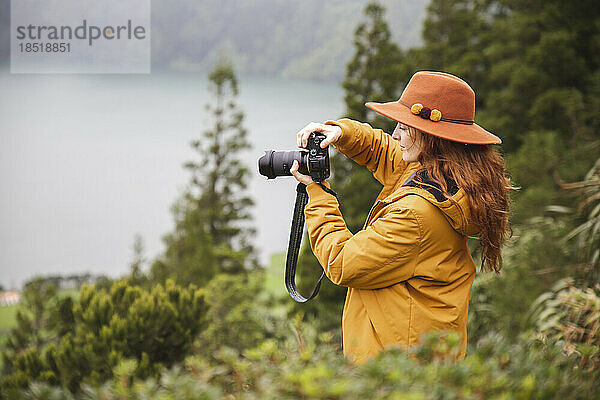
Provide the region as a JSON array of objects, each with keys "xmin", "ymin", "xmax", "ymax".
[
  {"xmin": 289, "ymin": 160, "xmax": 314, "ymax": 185},
  {"xmin": 292, "ymin": 122, "xmax": 340, "ymax": 185},
  {"xmin": 297, "ymin": 122, "xmax": 342, "ymax": 149}
]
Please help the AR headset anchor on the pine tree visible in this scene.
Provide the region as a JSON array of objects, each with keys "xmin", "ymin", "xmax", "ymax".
[
  {"xmin": 480, "ymin": 0, "xmax": 600, "ymax": 222},
  {"xmin": 336, "ymin": 1, "xmax": 410, "ymax": 232},
  {"xmin": 151, "ymin": 61, "xmax": 258, "ymax": 287},
  {"xmin": 0, "ymin": 278, "xmax": 74, "ymax": 391},
  {"xmin": 412, "ymin": 0, "xmax": 600, "ymax": 224},
  {"xmin": 343, "ymin": 2, "xmax": 408, "ymax": 134},
  {"xmin": 2, "ymin": 279, "xmax": 58, "ymax": 358},
  {"xmin": 128, "ymin": 234, "xmax": 146, "ymax": 286},
  {"xmin": 420, "ymin": 1, "xmax": 489, "ymax": 74}
]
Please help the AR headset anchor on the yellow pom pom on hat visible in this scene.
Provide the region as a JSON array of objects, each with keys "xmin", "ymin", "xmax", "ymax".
[
  {"xmin": 410, "ymin": 103, "xmax": 423, "ymax": 114},
  {"xmin": 365, "ymin": 71, "xmax": 502, "ymax": 144},
  {"xmin": 430, "ymin": 109, "xmax": 442, "ymax": 122}
]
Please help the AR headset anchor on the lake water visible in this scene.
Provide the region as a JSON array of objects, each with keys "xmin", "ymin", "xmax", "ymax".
[{"xmin": 0, "ymin": 70, "xmax": 345, "ymax": 288}]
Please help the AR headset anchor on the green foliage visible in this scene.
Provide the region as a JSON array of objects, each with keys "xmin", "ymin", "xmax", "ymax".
[
  {"xmin": 5, "ymin": 2, "xmax": 600, "ymax": 398},
  {"xmin": 563, "ymin": 158, "xmax": 600, "ymax": 283},
  {"xmin": 467, "ymin": 217, "xmax": 580, "ymax": 343},
  {"xmin": 429, "ymin": 0, "xmax": 600, "ymax": 152},
  {"xmin": 0, "ymin": 305, "xmax": 18, "ymax": 334},
  {"xmin": 343, "ymin": 2, "xmax": 407, "ymax": 132},
  {"xmin": 1, "ymin": 279, "xmax": 75, "ymax": 374},
  {"xmin": 507, "ymin": 131, "xmax": 562, "ymax": 221},
  {"xmin": 195, "ymin": 273, "xmax": 272, "ymax": 358},
  {"xmin": 413, "ymin": 0, "xmax": 600, "ymax": 227},
  {"xmin": 11, "ymin": 330, "xmax": 599, "ymax": 399},
  {"xmin": 418, "ymin": 0, "xmax": 492, "ymax": 92},
  {"xmin": 127, "ymin": 234, "xmax": 148, "ymax": 288},
  {"xmin": 530, "ymin": 278, "xmax": 600, "ymax": 370},
  {"xmin": 467, "ymin": 158, "xmax": 600, "ymax": 346},
  {"xmin": 151, "ymin": 61, "xmax": 258, "ymax": 287},
  {"xmin": 262, "ymin": 252, "xmax": 286, "ymax": 298},
  {"xmin": 1, "ymin": 280, "xmax": 207, "ymax": 395}
]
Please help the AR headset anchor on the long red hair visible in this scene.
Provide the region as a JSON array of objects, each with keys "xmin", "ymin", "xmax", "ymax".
[{"xmin": 410, "ymin": 126, "xmax": 513, "ymax": 273}]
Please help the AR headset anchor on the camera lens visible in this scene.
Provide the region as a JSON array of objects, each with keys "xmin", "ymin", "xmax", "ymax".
[
  {"xmin": 258, "ymin": 150, "xmax": 276, "ymax": 179},
  {"xmin": 258, "ymin": 150, "xmax": 308, "ymax": 179}
]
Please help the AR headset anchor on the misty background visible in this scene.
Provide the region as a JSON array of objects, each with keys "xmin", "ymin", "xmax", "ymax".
[
  {"xmin": 0, "ymin": 0, "xmax": 428, "ymax": 288},
  {"xmin": 0, "ymin": 0, "xmax": 426, "ymax": 80}
]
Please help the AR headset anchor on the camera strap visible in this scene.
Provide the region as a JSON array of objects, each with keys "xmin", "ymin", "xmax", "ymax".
[{"xmin": 285, "ymin": 183, "xmax": 325, "ymax": 302}]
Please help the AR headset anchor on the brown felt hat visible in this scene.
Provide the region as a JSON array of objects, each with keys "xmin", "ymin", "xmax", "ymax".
[{"xmin": 366, "ymin": 71, "xmax": 501, "ymax": 144}]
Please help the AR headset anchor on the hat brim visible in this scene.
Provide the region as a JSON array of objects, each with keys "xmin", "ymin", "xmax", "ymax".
[{"xmin": 365, "ymin": 101, "xmax": 501, "ymax": 145}]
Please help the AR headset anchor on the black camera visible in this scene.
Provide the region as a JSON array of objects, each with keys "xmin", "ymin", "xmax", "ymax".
[{"xmin": 258, "ymin": 132, "xmax": 330, "ymax": 182}]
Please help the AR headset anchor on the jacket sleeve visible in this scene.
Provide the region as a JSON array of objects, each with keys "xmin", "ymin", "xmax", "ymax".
[
  {"xmin": 324, "ymin": 118, "xmax": 409, "ymax": 186},
  {"xmin": 304, "ymin": 183, "xmax": 421, "ymax": 290}
]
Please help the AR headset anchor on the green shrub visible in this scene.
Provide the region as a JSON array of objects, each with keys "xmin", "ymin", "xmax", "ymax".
[
  {"xmin": 467, "ymin": 217, "xmax": 578, "ymax": 344},
  {"xmin": 530, "ymin": 278, "xmax": 600, "ymax": 369},
  {"xmin": 195, "ymin": 273, "xmax": 274, "ymax": 359},
  {"xmin": 1, "ymin": 279, "xmax": 207, "ymax": 396},
  {"xmin": 10, "ymin": 330, "xmax": 598, "ymax": 400}
]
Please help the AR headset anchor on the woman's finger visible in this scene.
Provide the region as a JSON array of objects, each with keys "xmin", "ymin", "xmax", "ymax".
[
  {"xmin": 320, "ymin": 135, "xmax": 337, "ymax": 148},
  {"xmin": 297, "ymin": 123, "xmax": 316, "ymax": 148},
  {"xmin": 297, "ymin": 122, "xmax": 340, "ymax": 149},
  {"xmin": 290, "ymin": 160, "xmax": 303, "ymax": 180},
  {"xmin": 299, "ymin": 123, "xmax": 314, "ymax": 148},
  {"xmin": 289, "ymin": 160, "xmax": 313, "ymax": 185},
  {"xmin": 302, "ymin": 123, "xmax": 332, "ymax": 147},
  {"xmin": 318, "ymin": 126, "xmax": 341, "ymax": 148},
  {"xmin": 301, "ymin": 122, "xmax": 324, "ymax": 147},
  {"xmin": 290, "ymin": 159, "xmax": 299, "ymax": 174}
]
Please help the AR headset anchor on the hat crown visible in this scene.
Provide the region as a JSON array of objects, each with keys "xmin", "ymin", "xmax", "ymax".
[{"xmin": 400, "ymin": 71, "xmax": 475, "ymax": 121}]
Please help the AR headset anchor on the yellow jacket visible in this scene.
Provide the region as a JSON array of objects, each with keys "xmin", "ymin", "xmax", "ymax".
[{"xmin": 304, "ymin": 118, "xmax": 478, "ymax": 364}]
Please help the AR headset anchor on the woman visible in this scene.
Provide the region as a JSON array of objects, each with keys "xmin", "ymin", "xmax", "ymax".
[{"xmin": 290, "ymin": 71, "xmax": 512, "ymax": 364}]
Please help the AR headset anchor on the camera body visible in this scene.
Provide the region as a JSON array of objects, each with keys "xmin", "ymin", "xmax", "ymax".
[
  {"xmin": 304, "ymin": 133, "xmax": 329, "ymax": 182},
  {"xmin": 258, "ymin": 132, "xmax": 330, "ymax": 183}
]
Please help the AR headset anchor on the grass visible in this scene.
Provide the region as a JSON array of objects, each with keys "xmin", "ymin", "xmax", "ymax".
[
  {"xmin": 0, "ymin": 304, "xmax": 19, "ymax": 370},
  {"xmin": 0, "ymin": 288, "xmax": 79, "ymax": 368},
  {"xmin": 0, "ymin": 305, "xmax": 19, "ymax": 334},
  {"xmin": 264, "ymin": 252, "xmax": 287, "ymax": 298}
]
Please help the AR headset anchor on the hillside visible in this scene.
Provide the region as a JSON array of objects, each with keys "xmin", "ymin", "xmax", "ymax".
[
  {"xmin": 150, "ymin": 0, "xmax": 427, "ymax": 80},
  {"xmin": 0, "ymin": 0, "xmax": 427, "ymax": 81}
]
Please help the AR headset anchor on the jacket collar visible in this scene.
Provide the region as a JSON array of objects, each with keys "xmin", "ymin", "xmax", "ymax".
[{"xmin": 382, "ymin": 164, "xmax": 479, "ymax": 236}]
